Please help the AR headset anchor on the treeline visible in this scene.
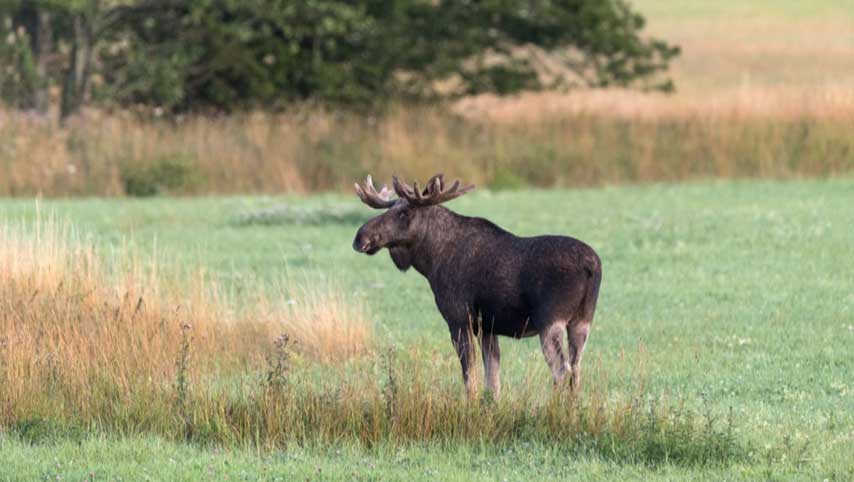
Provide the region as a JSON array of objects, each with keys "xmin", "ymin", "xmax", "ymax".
[{"xmin": 0, "ymin": 0, "xmax": 678, "ymax": 120}]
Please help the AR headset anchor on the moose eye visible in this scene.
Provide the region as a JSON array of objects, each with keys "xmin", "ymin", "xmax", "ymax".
[{"xmin": 398, "ymin": 209, "xmax": 410, "ymax": 221}]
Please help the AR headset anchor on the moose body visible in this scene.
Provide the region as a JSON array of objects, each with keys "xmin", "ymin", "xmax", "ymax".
[{"xmin": 353, "ymin": 175, "xmax": 601, "ymax": 397}]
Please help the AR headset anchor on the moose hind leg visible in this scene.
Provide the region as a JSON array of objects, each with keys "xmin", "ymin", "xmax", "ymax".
[
  {"xmin": 539, "ymin": 323, "xmax": 570, "ymax": 385},
  {"xmin": 567, "ymin": 321, "xmax": 591, "ymax": 390},
  {"xmin": 480, "ymin": 333, "xmax": 501, "ymax": 398}
]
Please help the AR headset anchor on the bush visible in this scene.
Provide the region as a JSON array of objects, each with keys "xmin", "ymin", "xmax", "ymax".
[
  {"xmin": 11, "ymin": 418, "xmax": 85, "ymax": 445},
  {"xmin": 489, "ymin": 170, "xmax": 527, "ymax": 191},
  {"xmin": 120, "ymin": 155, "xmax": 202, "ymax": 197},
  {"xmin": 0, "ymin": 19, "xmax": 44, "ymax": 110}
]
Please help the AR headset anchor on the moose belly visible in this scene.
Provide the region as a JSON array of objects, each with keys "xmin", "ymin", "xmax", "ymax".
[{"xmin": 475, "ymin": 305, "xmax": 537, "ymax": 338}]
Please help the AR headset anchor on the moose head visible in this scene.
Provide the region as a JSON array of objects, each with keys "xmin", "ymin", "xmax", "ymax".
[{"xmin": 352, "ymin": 174, "xmax": 474, "ymax": 271}]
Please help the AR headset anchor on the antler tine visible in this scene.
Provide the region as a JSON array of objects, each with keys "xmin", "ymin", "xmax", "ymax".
[
  {"xmin": 392, "ymin": 174, "xmax": 474, "ymax": 206},
  {"xmin": 354, "ymin": 180, "xmax": 369, "ymax": 201},
  {"xmin": 425, "ymin": 174, "xmax": 444, "ymax": 195},
  {"xmin": 445, "ymin": 179, "xmax": 460, "ymax": 195},
  {"xmin": 392, "ymin": 176, "xmax": 410, "ymax": 197},
  {"xmin": 355, "ymin": 174, "xmax": 396, "ymax": 209}
]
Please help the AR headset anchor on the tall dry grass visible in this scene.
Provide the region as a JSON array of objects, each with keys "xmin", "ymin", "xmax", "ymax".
[
  {"xmin": 0, "ymin": 216, "xmax": 371, "ymax": 429},
  {"xmin": 2, "ymin": 84, "xmax": 853, "ymax": 197},
  {"xmin": 0, "ymin": 217, "xmax": 745, "ymax": 464}
]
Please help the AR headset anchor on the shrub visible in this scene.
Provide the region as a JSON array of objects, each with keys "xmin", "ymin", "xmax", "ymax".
[
  {"xmin": 120, "ymin": 155, "xmax": 202, "ymax": 196},
  {"xmin": 489, "ymin": 169, "xmax": 527, "ymax": 191}
]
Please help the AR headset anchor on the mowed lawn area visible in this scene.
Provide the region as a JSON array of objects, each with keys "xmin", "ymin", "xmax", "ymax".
[{"xmin": 1, "ymin": 178, "xmax": 853, "ymax": 480}]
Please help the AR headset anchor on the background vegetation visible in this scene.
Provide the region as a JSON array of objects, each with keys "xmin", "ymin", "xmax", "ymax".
[
  {"xmin": 2, "ymin": 0, "xmax": 853, "ymax": 196},
  {"xmin": 2, "ymin": 102, "xmax": 852, "ymax": 196},
  {"xmin": 1, "ymin": 0, "xmax": 677, "ymax": 116}
]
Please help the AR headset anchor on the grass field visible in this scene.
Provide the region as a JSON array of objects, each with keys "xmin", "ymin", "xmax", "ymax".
[
  {"xmin": 2, "ymin": 178, "xmax": 853, "ymax": 480},
  {"xmin": 632, "ymin": 0, "xmax": 854, "ymax": 92},
  {"xmin": 2, "ymin": 0, "xmax": 854, "ymax": 479}
]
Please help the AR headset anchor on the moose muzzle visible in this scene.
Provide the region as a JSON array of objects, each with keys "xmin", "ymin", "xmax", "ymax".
[{"xmin": 352, "ymin": 229, "xmax": 381, "ymax": 255}]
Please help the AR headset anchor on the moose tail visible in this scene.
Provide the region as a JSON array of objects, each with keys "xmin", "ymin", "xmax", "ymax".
[{"xmin": 579, "ymin": 254, "xmax": 602, "ymax": 324}]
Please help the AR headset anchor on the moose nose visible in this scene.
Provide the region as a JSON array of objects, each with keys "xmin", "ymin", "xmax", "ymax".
[{"xmin": 352, "ymin": 233, "xmax": 371, "ymax": 253}]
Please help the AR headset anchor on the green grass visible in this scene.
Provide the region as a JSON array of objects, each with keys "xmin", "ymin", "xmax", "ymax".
[
  {"xmin": 1, "ymin": 178, "xmax": 853, "ymax": 480},
  {"xmin": 0, "ymin": 436, "xmax": 766, "ymax": 482}
]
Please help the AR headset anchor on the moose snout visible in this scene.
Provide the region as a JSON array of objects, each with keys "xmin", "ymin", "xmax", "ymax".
[
  {"xmin": 352, "ymin": 229, "xmax": 380, "ymax": 255},
  {"xmin": 352, "ymin": 235, "xmax": 369, "ymax": 252}
]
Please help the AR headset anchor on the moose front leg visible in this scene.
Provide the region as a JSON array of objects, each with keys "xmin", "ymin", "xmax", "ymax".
[
  {"xmin": 480, "ymin": 333, "xmax": 501, "ymax": 398},
  {"xmin": 449, "ymin": 324, "xmax": 477, "ymax": 398}
]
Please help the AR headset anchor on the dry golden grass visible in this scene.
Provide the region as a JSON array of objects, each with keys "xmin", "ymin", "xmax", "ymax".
[
  {"xmin": 0, "ymin": 216, "xmax": 372, "ymax": 426},
  {"xmin": 3, "ymin": 96, "xmax": 853, "ymax": 197},
  {"xmin": 453, "ymin": 85, "xmax": 854, "ymax": 123},
  {"xmin": 262, "ymin": 284, "xmax": 373, "ymax": 364}
]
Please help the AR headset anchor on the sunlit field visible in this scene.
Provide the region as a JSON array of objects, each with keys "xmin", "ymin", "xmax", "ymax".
[
  {"xmin": 2, "ymin": 0, "xmax": 853, "ymax": 480},
  {"xmin": 2, "ymin": 178, "xmax": 853, "ymax": 480},
  {"xmin": 633, "ymin": 0, "xmax": 854, "ymax": 93}
]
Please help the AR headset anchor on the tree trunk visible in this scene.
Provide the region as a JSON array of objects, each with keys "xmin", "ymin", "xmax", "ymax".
[
  {"xmin": 15, "ymin": 5, "xmax": 52, "ymax": 112},
  {"xmin": 32, "ymin": 9, "xmax": 52, "ymax": 113},
  {"xmin": 60, "ymin": 13, "xmax": 95, "ymax": 122}
]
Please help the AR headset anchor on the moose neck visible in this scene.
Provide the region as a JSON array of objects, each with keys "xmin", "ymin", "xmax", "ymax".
[{"xmin": 408, "ymin": 206, "xmax": 465, "ymax": 279}]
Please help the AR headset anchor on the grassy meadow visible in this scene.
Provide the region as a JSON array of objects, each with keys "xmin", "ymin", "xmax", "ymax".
[
  {"xmin": 2, "ymin": 178, "xmax": 853, "ymax": 480},
  {"xmin": 2, "ymin": 0, "xmax": 854, "ymax": 480}
]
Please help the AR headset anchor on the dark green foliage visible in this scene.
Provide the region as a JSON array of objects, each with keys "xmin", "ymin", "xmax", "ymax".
[
  {"xmin": 488, "ymin": 169, "xmax": 528, "ymax": 191},
  {"xmin": 111, "ymin": 0, "xmax": 679, "ymax": 109},
  {"xmin": 1, "ymin": 0, "xmax": 678, "ymax": 114},
  {"xmin": 120, "ymin": 155, "xmax": 201, "ymax": 197},
  {"xmin": 0, "ymin": 20, "xmax": 44, "ymax": 109}
]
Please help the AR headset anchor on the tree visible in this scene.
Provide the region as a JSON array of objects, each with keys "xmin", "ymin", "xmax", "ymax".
[
  {"xmin": 55, "ymin": 0, "xmax": 136, "ymax": 120},
  {"xmin": 99, "ymin": 0, "xmax": 388, "ymax": 109},
  {"xmin": 1, "ymin": 4, "xmax": 52, "ymax": 112},
  {"xmin": 2, "ymin": 3, "xmax": 53, "ymax": 112},
  {"xmin": 2, "ymin": 0, "xmax": 680, "ymax": 114}
]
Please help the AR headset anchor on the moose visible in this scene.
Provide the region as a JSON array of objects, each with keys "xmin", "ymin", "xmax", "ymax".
[{"xmin": 352, "ymin": 174, "xmax": 602, "ymax": 397}]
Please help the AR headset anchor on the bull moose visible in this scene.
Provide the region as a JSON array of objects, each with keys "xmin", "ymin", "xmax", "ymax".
[{"xmin": 352, "ymin": 174, "xmax": 602, "ymax": 397}]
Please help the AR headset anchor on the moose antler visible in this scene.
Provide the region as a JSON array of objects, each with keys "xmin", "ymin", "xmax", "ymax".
[
  {"xmin": 392, "ymin": 174, "xmax": 474, "ymax": 207},
  {"xmin": 354, "ymin": 175, "xmax": 397, "ymax": 209}
]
